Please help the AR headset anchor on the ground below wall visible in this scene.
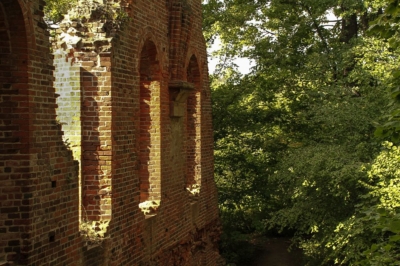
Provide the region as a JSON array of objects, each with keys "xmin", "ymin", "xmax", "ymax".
[{"xmin": 252, "ymin": 237, "xmax": 304, "ymax": 266}]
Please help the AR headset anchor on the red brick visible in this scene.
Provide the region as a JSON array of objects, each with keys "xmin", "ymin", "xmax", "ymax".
[{"xmin": 1, "ymin": 0, "xmax": 221, "ymax": 265}]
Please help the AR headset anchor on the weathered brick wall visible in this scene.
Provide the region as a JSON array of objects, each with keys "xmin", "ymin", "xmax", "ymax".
[
  {"xmin": 0, "ymin": 1, "xmax": 31, "ymax": 263},
  {"xmin": 0, "ymin": 0, "xmax": 220, "ymax": 265},
  {"xmin": 53, "ymin": 49, "xmax": 82, "ymax": 225},
  {"xmin": 53, "ymin": 49, "xmax": 82, "ymax": 170},
  {"xmin": 0, "ymin": 0, "xmax": 81, "ymax": 265}
]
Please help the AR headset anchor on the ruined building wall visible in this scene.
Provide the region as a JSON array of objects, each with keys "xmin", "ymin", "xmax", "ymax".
[
  {"xmin": 0, "ymin": 0, "xmax": 81, "ymax": 265},
  {"xmin": 0, "ymin": 0, "xmax": 220, "ymax": 265}
]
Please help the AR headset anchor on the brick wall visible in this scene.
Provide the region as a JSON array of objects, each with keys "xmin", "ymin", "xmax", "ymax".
[
  {"xmin": 186, "ymin": 55, "xmax": 201, "ymax": 190},
  {"xmin": 0, "ymin": 0, "xmax": 81, "ymax": 265},
  {"xmin": 0, "ymin": 1, "xmax": 30, "ymax": 263},
  {"xmin": 0, "ymin": 0, "xmax": 221, "ymax": 265},
  {"xmin": 139, "ymin": 40, "xmax": 162, "ymax": 205}
]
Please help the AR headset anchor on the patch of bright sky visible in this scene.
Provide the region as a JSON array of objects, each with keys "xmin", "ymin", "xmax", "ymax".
[{"xmin": 207, "ymin": 37, "xmax": 255, "ymax": 75}]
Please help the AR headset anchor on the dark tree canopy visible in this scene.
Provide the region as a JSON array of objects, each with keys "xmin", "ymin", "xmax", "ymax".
[{"xmin": 204, "ymin": 0, "xmax": 400, "ymax": 264}]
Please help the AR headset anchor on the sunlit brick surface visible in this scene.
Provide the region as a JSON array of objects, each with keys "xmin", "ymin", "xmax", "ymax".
[{"xmin": 0, "ymin": 0, "xmax": 221, "ymax": 265}]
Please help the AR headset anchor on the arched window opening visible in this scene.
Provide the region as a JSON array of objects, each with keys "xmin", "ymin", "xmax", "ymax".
[
  {"xmin": 138, "ymin": 40, "xmax": 162, "ymax": 215},
  {"xmin": 186, "ymin": 55, "xmax": 201, "ymax": 199}
]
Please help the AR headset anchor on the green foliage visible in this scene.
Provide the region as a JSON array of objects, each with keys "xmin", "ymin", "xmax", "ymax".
[
  {"xmin": 44, "ymin": 0, "xmax": 78, "ymax": 22},
  {"xmin": 44, "ymin": 0, "xmax": 130, "ymax": 31},
  {"xmin": 74, "ymin": 1, "xmax": 130, "ymax": 23},
  {"xmin": 204, "ymin": 0, "xmax": 400, "ymax": 264},
  {"xmin": 369, "ymin": 0, "xmax": 400, "ymax": 142},
  {"xmin": 219, "ymin": 215, "xmax": 258, "ymax": 264},
  {"xmin": 314, "ymin": 142, "xmax": 400, "ymax": 265}
]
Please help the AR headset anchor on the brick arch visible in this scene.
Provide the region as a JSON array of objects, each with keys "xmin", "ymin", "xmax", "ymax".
[
  {"xmin": 184, "ymin": 49, "xmax": 203, "ymax": 82},
  {"xmin": 139, "ymin": 40, "xmax": 162, "ymax": 81},
  {"xmin": 136, "ymin": 29, "xmax": 165, "ymax": 74},
  {"xmin": 138, "ymin": 39, "xmax": 162, "ymax": 211},
  {"xmin": 187, "ymin": 54, "xmax": 201, "ymax": 85},
  {"xmin": 17, "ymin": 0, "xmax": 36, "ymax": 48},
  {"xmin": 0, "ymin": 0, "xmax": 30, "ymax": 180},
  {"xmin": 186, "ymin": 54, "xmax": 202, "ymax": 194},
  {"xmin": 0, "ymin": 0, "xmax": 31, "ymax": 263}
]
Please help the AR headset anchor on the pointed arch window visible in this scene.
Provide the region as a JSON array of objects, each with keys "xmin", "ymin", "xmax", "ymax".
[
  {"xmin": 138, "ymin": 40, "xmax": 162, "ymax": 214},
  {"xmin": 186, "ymin": 55, "xmax": 201, "ymax": 198}
]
